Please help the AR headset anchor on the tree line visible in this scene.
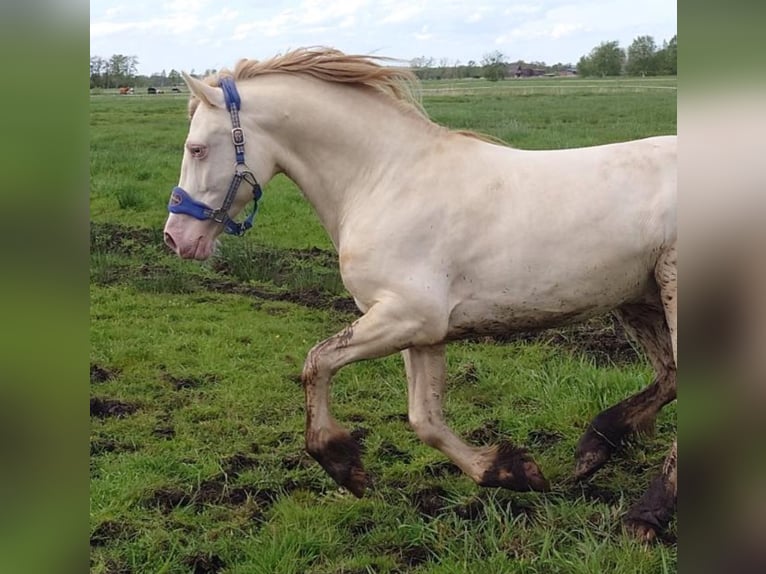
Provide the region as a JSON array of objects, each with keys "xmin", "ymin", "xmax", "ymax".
[
  {"xmin": 577, "ymin": 35, "xmax": 677, "ymax": 77},
  {"xmin": 90, "ymin": 34, "xmax": 675, "ymax": 89},
  {"xmin": 90, "ymin": 54, "xmax": 219, "ymax": 89}
]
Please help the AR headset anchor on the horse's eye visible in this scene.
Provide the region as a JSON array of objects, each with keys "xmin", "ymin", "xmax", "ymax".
[{"xmin": 187, "ymin": 144, "xmax": 207, "ymax": 159}]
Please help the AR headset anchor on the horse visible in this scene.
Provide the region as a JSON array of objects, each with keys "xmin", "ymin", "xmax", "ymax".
[
  {"xmin": 162, "ymin": 48, "xmax": 677, "ymax": 541},
  {"xmin": 119, "ymin": 86, "xmax": 132, "ymax": 95}
]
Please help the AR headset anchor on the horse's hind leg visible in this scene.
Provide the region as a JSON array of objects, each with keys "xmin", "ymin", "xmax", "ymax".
[
  {"xmin": 403, "ymin": 345, "xmax": 549, "ymax": 491},
  {"xmin": 575, "ymin": 300, "xmax": 676, "ymax": 479},
  {"xmin": 624, "ymin": 437, "xmax": 677, "ymax": 541},
  {"xmin": 625, "ymin": 245, "xmax": 678, "ymax": 540}
]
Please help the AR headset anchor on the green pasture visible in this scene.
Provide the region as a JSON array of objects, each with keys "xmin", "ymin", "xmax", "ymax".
[{"xmin": 90, "ymin": 77, "xmax": 677, "ymax": 573}]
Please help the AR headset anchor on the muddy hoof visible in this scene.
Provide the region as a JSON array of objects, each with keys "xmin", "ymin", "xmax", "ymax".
[
  {"xmin": 479, "ymin": 442, "xmax": 550, "ymax": 492},
  {"xmin": 308, "ymin": 433, "xmax": 367, "ymax": 497},
  {"xmin": 574, "ymin": 426, "xmax": 619, "ymax": 479},
  {"xmin": 623, "ymin": 473, "xmax": 675, "ymax": 542},
  {"xmin": 624, "ymin": 517, "xmax": 658, "ymax": 543}
]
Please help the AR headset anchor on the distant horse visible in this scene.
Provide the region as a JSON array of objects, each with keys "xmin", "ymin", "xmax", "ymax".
[
  {"xmin": 118, "ymin": 86, "xmax": 132, "ymax": 95},
  {"xmin": 163, "ymin": 48, "xmax": 677, "ymax": 540}
]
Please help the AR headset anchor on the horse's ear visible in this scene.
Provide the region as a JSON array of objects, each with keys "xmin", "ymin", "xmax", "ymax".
[{"xmin": 182, "ymin": 71, "xmax": 225, "ymax": 109}]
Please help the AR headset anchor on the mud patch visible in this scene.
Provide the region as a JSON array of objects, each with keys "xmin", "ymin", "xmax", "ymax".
[
  {"xmin": 399, "ymin": 545, "xmax": 432, "ymax": 568},
  {"xmin": 281, "ymin": 452, "xmax": 314, "ymax": 471},
  {"xmin": 424, "ymin": 460, "xmax": 461, "ymax": 478},
  {"xmin": 90, "ymin": 397, "xmax": 138, "ymax": 418},
  {"xmin": 350, "ymin": 426, "xmax": 371, "ymax": 448},
  {"xmin": 90, "ymin": 363, "xmax": 120, "ymax": 384},
  {"xmin": 183, "ymin": 553, "xmax": 226, "ymax": 574},
  {"xmin": 90, "ymin": 520, "xmax": 135, "ymax": 547},
  {"xmin": 411, "ymin": 486, "xmax": 448, "ymax": 517},
  {"xmin": 466, "ymin": 420, "xmax": 502, "ymax": 446},
  {"xmin": 527, "ymin": 428, "xmax": 565, "ymax": 448},
  {"xmin": 565, "ymin": 481, "xmax": 621, "ymax": 505},
  {"xmin": 491, "ymin": 315, "xmax": 640, "ymax": 366},
  {"xmin": 347, "ymin": 517, "xmax": 377, "ymax": 536},
  {"xmin": 376, "ymin": 440, "xmax": 412, "ymax": 464},
  {"xmin": 152, "ymin": 426, "xmax": 175, "ymax": 439},
  {"xmin": 90, "ymin": 438, "xmax": 139, "ymax": 456},
  {"xmin": 163, "ymin": 372, "xmax": 220, "ymax": 390},
  {"xmin": 451, "ymin": 361, "xmax": 480, "ymax": 385},
  {"xmin": 102, "ymin": 559, "xmax": 132, "ymax": 574},
  {"xmin": 383, "ymin": 413, "xmax": 409, "ymax": 424},
  {"xmin": 146, "ymin": 477, "xmax": 280, "ymax": 514},
  {"xmin": 455, "ymin": 497, "xmax": 485, "ymax": 521},
  {"xmin": 221, "ymin": 452, "xmax": 260, "ymax": 476}
]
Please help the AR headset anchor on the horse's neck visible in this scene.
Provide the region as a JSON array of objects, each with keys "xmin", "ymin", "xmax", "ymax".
[{"xmin": 242, "ymin": 76, "xmax": 437, "ymax": 247}]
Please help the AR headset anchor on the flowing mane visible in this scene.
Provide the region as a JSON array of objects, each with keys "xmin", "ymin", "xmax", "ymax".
[
  {"xmin": 189, "ymin": 47, "xmax": 425, "ymax": 120},
  {"xmin": 187, "ymin": 47, "xmax": 506, "ymax": 146}
]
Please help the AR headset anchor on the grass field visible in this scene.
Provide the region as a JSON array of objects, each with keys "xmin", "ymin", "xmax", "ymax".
[{"xmin": 90, "ymin": 76, "xmax": 677, "ymax": 573}]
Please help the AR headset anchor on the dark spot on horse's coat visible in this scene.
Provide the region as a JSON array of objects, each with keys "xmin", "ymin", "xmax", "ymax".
[{"xmin": 90, "ymin": 397, "xmax": 138, "ymax": 418}]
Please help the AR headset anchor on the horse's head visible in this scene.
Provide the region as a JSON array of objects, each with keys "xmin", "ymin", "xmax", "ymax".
[{"xmin": 163, "ymin": 72, "xmax": 272, "ymax": 260}]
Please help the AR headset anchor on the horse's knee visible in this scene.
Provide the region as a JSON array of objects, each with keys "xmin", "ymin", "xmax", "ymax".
[
  {"xmin": 409, "ymin": 414, "xmax": 443, "ymax": 448},
  {"xmin": 301, "ymin": 341, "xmax": 334, "ymax": 386}
]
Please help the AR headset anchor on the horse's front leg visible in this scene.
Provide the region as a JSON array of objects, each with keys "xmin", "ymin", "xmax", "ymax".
[
  {"xmin": 403, "ymin": 345, "xmax": 549, "ymax": 491},
  {"xmin": 301, "ymin": 301, "xmax": 436, "ymax": 497}
]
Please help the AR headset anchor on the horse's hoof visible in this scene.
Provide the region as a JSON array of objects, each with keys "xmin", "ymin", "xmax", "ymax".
[
  {"xmin": 624, "ymin": 518, "xmax": 658, "ymax": 543},
  {"xmin": 479, "ymin": 442, "xmax": 550, "ymax": 492},
  {"xmin": 574, "ymin": 427, "xmax": 617, "ymax": 479},
  {"xmin": 307, "ymin": 432, "xmax": 367, "ymax": 497}
]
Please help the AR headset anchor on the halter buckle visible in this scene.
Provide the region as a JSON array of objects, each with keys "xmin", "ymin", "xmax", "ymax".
[{"xmin": 232, "ymin": 127, "xmax": 245, "ymax": 146}]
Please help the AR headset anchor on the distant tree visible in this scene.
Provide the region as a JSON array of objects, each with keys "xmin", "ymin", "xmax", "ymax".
[
  {"xmin": 626, "ymin": 35, "xmax": 658, "ymax": 76},
  {"xmin": 655, "ymin": 35, "xmax": 677, "ymax": 75},
  {"xmin": 168, "ymin": 69, "xmax": 182, "ymax": 86},
  {"xmin": 481, "ymin": 50, "xmax": 507, "ymax": 81},
  {"xmin": 90, "ymin": 56, "xmax": 107, "ymax": 88},
  {"xmin": 578, "ymin": 41, "xmax": 625, "ymax": 77}
]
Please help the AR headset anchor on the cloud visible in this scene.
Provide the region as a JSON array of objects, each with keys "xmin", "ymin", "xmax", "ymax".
[
  {"xmin": 414, "ymin": 24, "xmax": 433, "ymax": 41},
  {"xmin": 380, "ymin": 3, "xmax": 426, "ymax": 24}
]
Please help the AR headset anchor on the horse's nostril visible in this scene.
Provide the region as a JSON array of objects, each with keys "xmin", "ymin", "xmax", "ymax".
[{"xmin": 164, "ymin": 232, "xmax": 177, "ymax": 251}]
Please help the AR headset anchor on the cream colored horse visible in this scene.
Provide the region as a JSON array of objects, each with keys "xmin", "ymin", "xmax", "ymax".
[{"xmin": 163, "ymin": 48, "xmax": 677, "ymax": 540}]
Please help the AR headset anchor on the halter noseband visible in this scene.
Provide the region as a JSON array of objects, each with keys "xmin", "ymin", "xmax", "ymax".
[{"xmin": 167, "ymin": 76, "xmax": 263, "ymax": 236}]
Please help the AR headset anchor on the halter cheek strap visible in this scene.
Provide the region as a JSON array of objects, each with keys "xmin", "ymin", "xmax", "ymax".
[{"xmin": 167, "ymin": 76, "xmax": 263, "ymax": 236}]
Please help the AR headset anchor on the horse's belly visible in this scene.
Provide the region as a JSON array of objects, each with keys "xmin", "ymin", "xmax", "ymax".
[{"xmin": 445, "ymin": 269, "xmax": 652, "ymax": 340}]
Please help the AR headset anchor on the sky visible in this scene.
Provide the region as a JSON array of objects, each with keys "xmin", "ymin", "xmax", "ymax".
[{"xmin": 90, "ymin": 0, "xmax": 676, "ymax": 76}]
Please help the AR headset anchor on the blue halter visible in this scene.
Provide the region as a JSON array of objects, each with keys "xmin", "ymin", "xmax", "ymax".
[{"xmin": 167, "ymin": 76, "xmax": 263, "ymax": 236}]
